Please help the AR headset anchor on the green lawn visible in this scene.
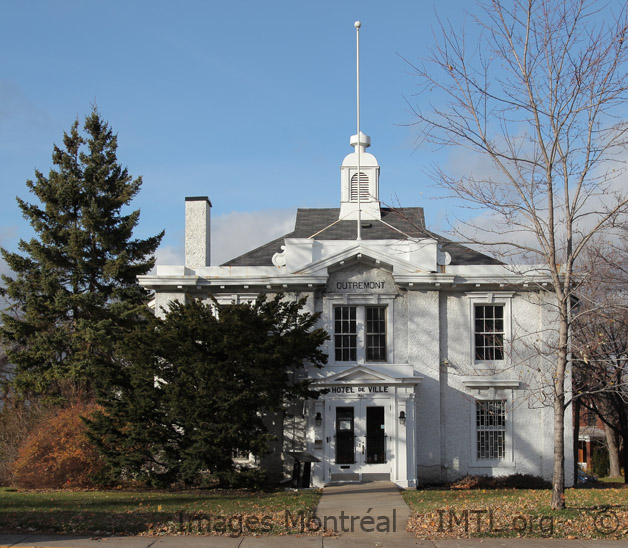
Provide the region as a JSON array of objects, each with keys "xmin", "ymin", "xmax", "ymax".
[
  {"xmin": 600, "ymin": 476, "xmax": 625, "ymax": 483},
  {"xmin": 0, "ymin": 487, "xmax": 321, "ymax": 536},
  {"xmin": 403, "ymin": 487, "xmax": 628, "ymax": 539}
]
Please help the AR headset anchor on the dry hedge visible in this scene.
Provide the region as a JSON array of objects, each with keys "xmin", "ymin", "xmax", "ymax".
[{"xmin": 11, "ymin": 402, "xmax": 103, "ymax": 489}]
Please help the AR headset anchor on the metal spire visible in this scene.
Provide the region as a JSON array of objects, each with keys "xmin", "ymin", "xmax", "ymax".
[{"xmin": 355, "ymin": 20, "xmax": 362, "ymax": 241}]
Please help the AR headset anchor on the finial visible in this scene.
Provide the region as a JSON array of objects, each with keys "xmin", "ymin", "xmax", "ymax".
[
  {"xmin": 354, "ymin": 21, "xmax": 361, "ymax": 29},
  {"xmin": 350, "ymin": 132, "xmax": 371, "ymax": 152}
]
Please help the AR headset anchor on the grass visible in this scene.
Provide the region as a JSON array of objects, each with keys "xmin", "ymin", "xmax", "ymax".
[
  {"xmin": 0, "ymin": 487, "xmax": 322, "ymax": 536},
  {"xmin": 599, "ymin": 476, "xmax": 625, "ymax": 483},
  {"xmin": 4, "ymin": 484, "xmax": 628, "ymax": 539},
  {"xmin": 403, "ymin": 486, "xmax": 628, "ymax": 539}
]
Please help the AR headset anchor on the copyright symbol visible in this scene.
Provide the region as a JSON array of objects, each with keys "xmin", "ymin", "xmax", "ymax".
[{"xmin": 594, "ymin": 510, "xmax": 619, "ymax": 535}]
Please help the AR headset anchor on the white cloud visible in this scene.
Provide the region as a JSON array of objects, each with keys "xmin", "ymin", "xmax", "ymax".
[
  {"xmin": 438, "ymin": 145, "xmax": 628, "ymax": 265},
  {"xmin": 154, "ymin": 209, "xmax": 296, "ymax": 268},
  {"xmin": 154, "ymin": 244, "xmax": 184, "ymax": 268},
  {"xmin": 212, "ymin": 209, "xmax": 295, "ymax": 265}
]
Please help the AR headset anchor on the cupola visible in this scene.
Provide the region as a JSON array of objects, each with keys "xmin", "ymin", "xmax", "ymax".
[{"xmin": 339, "ymin": 131, "xmax": 381, "ymax": 220}]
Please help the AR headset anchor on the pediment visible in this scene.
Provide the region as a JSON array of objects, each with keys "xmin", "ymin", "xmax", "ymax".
[
  {"xmin": 293, "ymin": 242, "xmax": 421, "ymax": 276},
  {"xmin": 315, "ymin": 366, "xmax": 406, "ymax": 385},
  {"xmin": 337, "ymin": 369, "xmax": 385, "ymax": 382}
]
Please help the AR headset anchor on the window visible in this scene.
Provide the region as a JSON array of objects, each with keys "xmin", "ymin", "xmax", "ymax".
[
  {"xmin": 474, "ymin": 304, "xmax": 504, "ymax": 361},
  {"xmin": 366, "ymin": 307, "xmax": 386, "ymax": 361},
  {"xmin": 334, "ymin": 305, "xmax": 387, "ymax": 363},
  {"xmin": 335, "ymin": 306, "xmax": 357, "ymax": 362},
  {"xmin": 476, "ymin": 400, "xmax": 505, "ymax": 460}
]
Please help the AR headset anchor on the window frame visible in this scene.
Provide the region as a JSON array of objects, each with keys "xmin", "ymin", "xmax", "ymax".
[
  {"xmin": 475, "ymin": 399, "xmax": 506, "ymax": 461},
  {"xmin": 325, "ymin": 294, "xmax": 395, "ymax": 365},
  {"xmin": 474, "ymin": 304, "xmax": 505, "ymax": 361},
  {"xmin": 334, "ymin": 305, "xmax": 357, "ymax": 362},
  {"xmin": 365, "ymin": 306, "xmax": 387, "ymax": 362},
  {"xmin": 467, "ymin": 292, "xmax": 513, "ymax": 367},
  {"xmin": 467, "ymin": 387, "xmax": 515, "ymax": 468}
]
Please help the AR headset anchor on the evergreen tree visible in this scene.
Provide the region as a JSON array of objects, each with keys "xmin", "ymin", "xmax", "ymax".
[
  {"xmin": 87, "ymin": 295, "xmax": 328, "ymax": 487},
  {"xmin": 0, "ymin": 109, "xmax": 164, "ymax": 399}
]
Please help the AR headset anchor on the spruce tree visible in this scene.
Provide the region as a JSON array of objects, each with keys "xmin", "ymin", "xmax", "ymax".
[
  {"xmin": 87, "ymin": 295, "xmax": 328, "ymax": 487},
  {"xmin": 0, "ymin": 109, "xmax": 164, "ymax": 399}
]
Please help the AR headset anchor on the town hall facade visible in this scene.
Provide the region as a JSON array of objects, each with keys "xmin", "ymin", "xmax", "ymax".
[{"xmin": 138, "ymin": 130, "xmax": 573, "ymax": 488}]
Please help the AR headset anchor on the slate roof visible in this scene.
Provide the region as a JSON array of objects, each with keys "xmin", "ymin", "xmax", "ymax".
[{"xmin": 222, "ymin": 207, "xmax": 501, "ymax": 267}]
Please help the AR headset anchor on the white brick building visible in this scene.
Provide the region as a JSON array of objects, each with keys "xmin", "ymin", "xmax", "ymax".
[{"xmin": 139, "ymin": 130, "xmax": 573, "ymax": 488}]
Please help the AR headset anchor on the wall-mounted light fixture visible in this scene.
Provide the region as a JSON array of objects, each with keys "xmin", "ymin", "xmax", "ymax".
[
  {"xmin": 315, "ymin": 412, "xmax": 322, "ymax": 427},
  {"xmin": 399, "ymin": 410, "xmax": 406, "ymax": 425}
]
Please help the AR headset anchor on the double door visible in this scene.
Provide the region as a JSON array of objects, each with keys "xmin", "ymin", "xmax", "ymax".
[{"xmin": 327, "ymin": 398, "xmax": 391, "ymax": 481}]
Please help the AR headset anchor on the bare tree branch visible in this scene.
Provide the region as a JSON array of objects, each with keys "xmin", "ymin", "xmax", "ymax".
[{"xmin": 410, "ymin": 0, "xmax": 628, "ymax": 508}]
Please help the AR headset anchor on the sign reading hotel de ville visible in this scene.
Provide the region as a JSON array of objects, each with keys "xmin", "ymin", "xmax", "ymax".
[
  {"xmin": 330, "ymin": 385, "xmax": 391, "ymax": 394},
  {"xmin": 327, "ymin": 266, "xmax": 396, "ymax": 294}
]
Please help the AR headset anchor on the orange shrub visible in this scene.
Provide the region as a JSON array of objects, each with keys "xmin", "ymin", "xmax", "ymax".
[{"xmin": 12, "ymin": 402, "xmax": 103, "ymax": 489}]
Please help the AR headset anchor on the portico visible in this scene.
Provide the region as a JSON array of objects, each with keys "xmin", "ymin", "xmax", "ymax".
[{"xmin": 307, "ymin": 366, "xmax": 420, "ymax": 487}]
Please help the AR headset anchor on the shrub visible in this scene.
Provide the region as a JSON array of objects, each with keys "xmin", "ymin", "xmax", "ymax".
[
  {"xmin": 591, "ymin": 445, "xmax": 610, "ymax": 478},
  {"xmin": 12, "ymin": 402, "xmax": 103, "ymax": 489},
  {"xmin": 450, "ymin": 474, "xmax": 551, "ymax": 490},
  {"xmin": 0, "ymin": 398, "xmax": 55, "ymax": 486},
  {"xmin": 215, "ymin": 467, "xmax": 268, "ymax": 490}
]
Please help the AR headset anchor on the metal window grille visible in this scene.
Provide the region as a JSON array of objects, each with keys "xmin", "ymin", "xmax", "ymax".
[
  {"xmin": 366, "ymin": 306, "xmax": 386, "ymax": 361},
  {"xmin": 474, "ymin": 304, "xmax": 504, "ymax": 360},
  {"xmin": 476, "ymin": 400, "xmax": 505, "ymax": 460},
  {"xmin": 350, "ymin": 172, "xmax": 369, "ymax": 201},
  {"xmin": 335, "ymin": 306, "xmax": 357, "ymax": 362}
]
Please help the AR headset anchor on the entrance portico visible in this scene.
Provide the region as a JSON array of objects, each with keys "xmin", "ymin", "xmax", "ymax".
[{"xmin": 308, "ymin": 366, "xmax": 421, "ymax": 488}]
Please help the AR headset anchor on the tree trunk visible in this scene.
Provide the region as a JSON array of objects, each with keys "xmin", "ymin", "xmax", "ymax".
[
  {"xmin": 552, "ymin": 395, "xmax": 566, "ymax": 508},
  {"xmin": 622, "ymin": 427, "xmax": 628, "ymax": 484},
  {"xmin": 605, "ymin": 423, "xmax": 621, "ymax": 478},
  {"xmin": 551, "ymin": 312, "xmax": 568, "ymax": 510}
]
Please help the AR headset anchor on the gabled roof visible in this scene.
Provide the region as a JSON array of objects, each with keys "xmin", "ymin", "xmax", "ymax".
[{"xmin": 222, "ymin": 207, "xmax": 501, "ymax": 267}]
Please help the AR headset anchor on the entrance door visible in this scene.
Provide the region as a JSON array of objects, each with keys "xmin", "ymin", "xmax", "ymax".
[{"xmin": 327, "ymin": 398, "xmax": 391, "ymax": 482}]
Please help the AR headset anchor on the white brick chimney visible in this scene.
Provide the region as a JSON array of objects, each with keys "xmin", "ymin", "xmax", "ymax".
[{"xmin": 185, "ymin": 196, "xmax": 212, "ymax": 268}]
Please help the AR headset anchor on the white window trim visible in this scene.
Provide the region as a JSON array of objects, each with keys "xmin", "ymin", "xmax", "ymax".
[
  {"xmin": 469, "ymin": 388, "xmax": 515, "ymax": 468},
  {"xmin": 214, "ymin": 294, "xmax": 258, "ymax": 305},
  {"xmin": 208, "ymin": 294, "xmax": 258, "ymax": 318},
  {"xmin": 467, "ymin": 292, "xmax": 514, "ymax": 369},
  {"xmin": 324, "ymin": 293, "xmax": 396, "ymax": 365}
]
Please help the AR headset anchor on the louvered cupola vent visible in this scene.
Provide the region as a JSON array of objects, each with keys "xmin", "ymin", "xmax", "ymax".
[
  {"xmin": 350, "ymin": 172, "xmax": 370, "ymax": 201},
  {"xmin": 340, "ymin": 131, "xmax": 381, "ymax": 220}
]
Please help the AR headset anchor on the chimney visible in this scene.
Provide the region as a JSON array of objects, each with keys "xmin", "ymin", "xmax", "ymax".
[{"xmin": 185, "ymin": 196, "xmax": 212, "ymax": 268}]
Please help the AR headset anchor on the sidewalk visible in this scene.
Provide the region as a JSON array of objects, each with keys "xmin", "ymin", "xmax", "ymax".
[
  {"xmin": 3, "ymin": 534, "xmax": 628, "ymax": 547},
  {"xmin": 314, "ymin": 480, "xmax": 411, "ymax": 538}
]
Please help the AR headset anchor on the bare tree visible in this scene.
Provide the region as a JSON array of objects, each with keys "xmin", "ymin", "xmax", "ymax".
[
  {"xmin": 410, "ymin": 0, "xmax": 628, "ymax": 508},
  {"xmin": 573, "ymin": 246, "xmax": 628, "ymax": 481}
]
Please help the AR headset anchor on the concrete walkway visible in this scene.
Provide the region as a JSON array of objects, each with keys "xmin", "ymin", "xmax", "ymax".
[
  {"xmin": 3, "ymin": 534, "xmax": 628, "ymax": 547},
  {"xmin": 314, "ymin": 480, "xmax": 412, "ymax": 539}
]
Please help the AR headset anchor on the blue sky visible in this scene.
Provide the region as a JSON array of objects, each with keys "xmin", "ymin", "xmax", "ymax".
[{"xmin": 0, "ymin": 0, "xmax": 477, "ymax": 268}]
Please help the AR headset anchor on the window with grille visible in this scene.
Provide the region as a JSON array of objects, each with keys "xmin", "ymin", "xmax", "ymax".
[
  {"xmin": 335, "ymin": 306, "xmax": 357, "ymax": 362},
  {"xmin": 350, "ymin": 172, "xmax": 369, "ymax": 201},
  {"xmin": 366, "ymin": 307, "xmax": 386, "ymax": 361},
  {"xmin": 334, "ymin": 305, "xmax": 387, "ymax": 363},
  {"xmin": 474, "ymin": 304, "xmax": 504, "ymax": 361},
  {"xmin": 476, "ymin": 400, "xmax": 505, "ymax": 460}
]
